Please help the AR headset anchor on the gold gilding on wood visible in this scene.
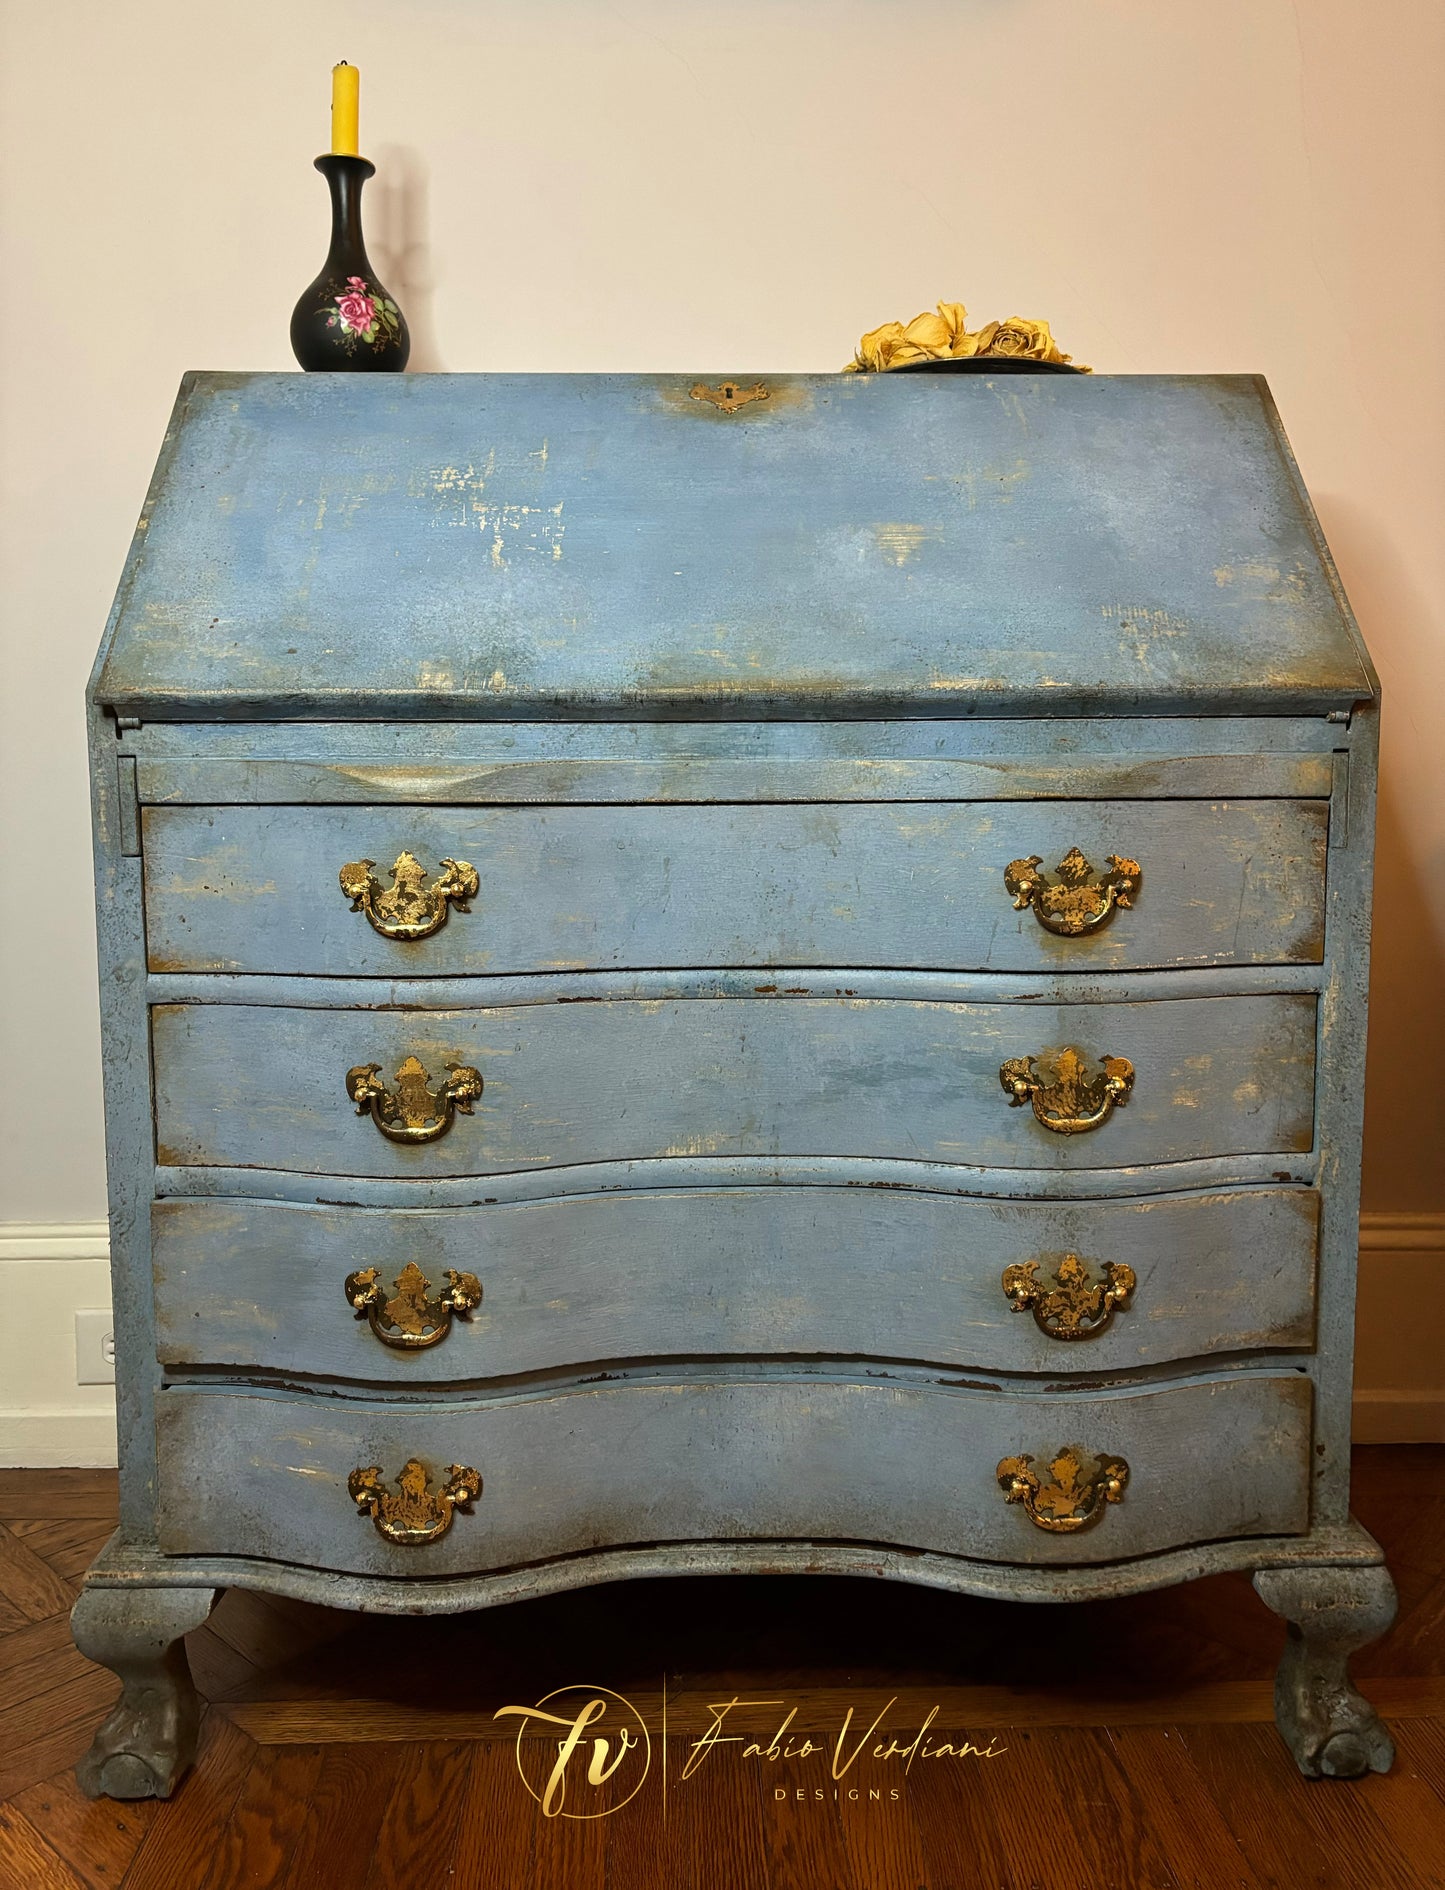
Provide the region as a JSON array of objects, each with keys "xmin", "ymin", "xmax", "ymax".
[
  {"xmin": 689, "ymin": 380, "xmax": 771, "ymax": 414},
  {"xmin": 1004, "ymin": 846, "xmax": 1142, "ymax": 936},
  {"xmin": 845, "ymin": 301, "xmax": 1089, "ymax": 372},
  {"xmin": 339, "ymin": 850, "xmax": 479, "ymax": 941},
  {"xmin": 348, "ymin": 1459, "xmax": 482, "ymax": 1546},
  {"xmin": 1001, "ymin": 1253, "xmax": 1137, "ymax": 1340},
  {"xmin": 345, "ymin": 1261, "xmax": 483, "ymax": 1349},
  {"xmin": 345, "ymin": 1055, "xmax": 483, "ymax": 1144},
  {"xmin": 999, "ymin": 1047, "xmax": 1134, "ymax": 1135},
  {"xmin": 996, "ymin": 1447, "xmax": 1129, "ymax": 1533}
]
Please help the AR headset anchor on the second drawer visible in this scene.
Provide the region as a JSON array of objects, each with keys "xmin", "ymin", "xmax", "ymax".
[
  {"xmin": 152, "ymin": 993, "xmax": 1318, "ymax": 1178},
  {"xmin": 151, "ymin": 1186, "xmax": 1319, "ymax": 1380}
]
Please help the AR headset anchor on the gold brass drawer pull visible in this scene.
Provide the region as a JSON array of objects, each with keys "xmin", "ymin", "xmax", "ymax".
[
  {"xmin": 345, "ymin": 1262, "xmax": 483, "ymax": 1349},
  {"xmin": 999, "ymin": 1047, "xmax": 1134, "ymax": 1134},
  {"xmin": 1002, "ymin": 1253, "xmax": 1136, "ymax": 1339},
  {"xmin": 348, "ymin": 1459, "xmax": 482, "ymax": 1546},
  {"xmin": 346, "ymin": 1055, "xmax": 483, "ymax": 1145},
  {"xmin": 996, "ymin": 1447, "xmax": 1129, "ymax": 1533},
  {"xmin": 339, "ymin": 850, "xmax": 480, "ymax": 941},
  {"xmin": 1005, "ymin": 847, "xmax": 1141, "ymax": 936}
]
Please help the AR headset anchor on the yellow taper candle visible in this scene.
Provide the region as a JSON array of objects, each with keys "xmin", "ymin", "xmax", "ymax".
[{"xmin": 331, "ymin": 61, "xmax": 360, "ymax": 156}]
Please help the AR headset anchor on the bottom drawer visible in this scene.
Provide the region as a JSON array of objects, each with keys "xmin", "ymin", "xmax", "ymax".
[{"xmin": 154, "ymin": 1373, "xmax": 1311, "ymax": 1574}]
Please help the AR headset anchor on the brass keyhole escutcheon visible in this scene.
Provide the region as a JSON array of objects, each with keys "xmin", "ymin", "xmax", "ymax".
[{"xmin": 689, "ymin": 380, "xmax": 771, "ymax": 414}]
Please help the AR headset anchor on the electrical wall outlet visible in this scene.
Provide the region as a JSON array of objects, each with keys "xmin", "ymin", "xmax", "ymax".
[{"xmin": 75, "ymin": 1309, "xmax": 116, "ymax": 1385}]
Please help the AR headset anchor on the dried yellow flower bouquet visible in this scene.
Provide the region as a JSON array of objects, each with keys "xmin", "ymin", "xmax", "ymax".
[{"xmin": 845, "ymin": 301, "xmax": 1089, "ymax": 373}]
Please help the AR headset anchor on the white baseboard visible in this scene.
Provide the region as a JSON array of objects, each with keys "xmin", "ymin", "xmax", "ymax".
[
  {"xmin": 1, "ymin": 1212, "xmax": 1441, "ymax": 1466},
  {"xmin": 0, "ymin": 1412, "xmax": 120, "ymax": 1468},
  {"xmin": 0, "ymin": 1220, "xmax": 118, "ymax": 1469}
]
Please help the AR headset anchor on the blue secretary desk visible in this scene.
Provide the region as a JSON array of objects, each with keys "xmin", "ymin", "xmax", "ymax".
[{"xmin": 76, "ymin": 370, "xmax": 1396, "ymax": 1795}]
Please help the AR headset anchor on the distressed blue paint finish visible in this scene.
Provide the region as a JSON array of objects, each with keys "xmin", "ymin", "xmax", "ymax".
[
  {"xmin": 152, "ymin": 1372, "xmax": 1314, "ymax": 1574},
  {"xmin": 141, "ymin": 798, "xmax": 1327, "ymax": 976},
  {"xmin": 94, "ymin": 373, "xmax": 1375, "ymax": 722},
  {"xmin": 150, "ymin": 992, "xmax": 1318, "ymax": 1179},
  {"xmin": 130, "ymin": 713, "xmax": 1344, "ymax": 763},
  {"xmin": 149, "ymin": 1187, "xmax": 1319, "ymax": 1381},
  {"xmin": 79, "ymin": 371, "xmax": 1395, "ymax": 1796}
]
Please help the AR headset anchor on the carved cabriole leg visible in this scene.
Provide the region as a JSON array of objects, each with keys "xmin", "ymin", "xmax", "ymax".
[
  {"xmin": 1253, "ymin": 1564, "xmax": 1397, "ymax": 1778},
  {"xmin": 71, "ymin": 1583, "xmax": 220, "ymax": 1800}
]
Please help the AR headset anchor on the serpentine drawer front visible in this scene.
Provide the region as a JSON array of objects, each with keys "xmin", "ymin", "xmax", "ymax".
[
  {"xmin": 151, "ymin": 1374, "xmax": 1314, "ymax": 1575},
  {"xmin": 80, "ymin": 373, "xmax": 1396, "ymax": 1800},
  {"xmin": 150, "ymin": 991, "xmax": 1317, "ymax": 1177},
  {"xmin": 140, "ymin": 798, "xmax": 1329, "ymax": 976},
  {"xmin": 149, "ymin": 1187, "xmax": 1320, "ymax": 1381}
]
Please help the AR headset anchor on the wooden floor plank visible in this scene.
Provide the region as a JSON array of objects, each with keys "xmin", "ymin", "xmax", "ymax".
[
  {"xmin": 1105, "ymin": 1724, "xmax": 1260, "ymax": 1888},
  {"xmin": 1175, "ymin": 1720, "xmax": 1437, "ymax": 1890},
  {"xmin": 0, "ymin": 1521, "xmax": 78, "ymax": 1622},
  {"xmin": 0, "ymin": 1611, "xmax": 83, "ymax": 1692},
  {"xmin": 8, "ymin": 1523, "xmax": 120, "ymax": 1590},
  {"xmin": 10, "ymin": 1768, "xmax": 159, "ymax": 1890},
  {"xmin": 205, "ymin": 1744, "xmax": 326, "ymax": 1890},
  {"xmin": 629, "ymin": 1733, "xmax": 774, "ymax": 1890},
  {"xmin": 834, "ymin": 1765, "xmax": 932, "ymax": 1890},
  {"xmin": 0, "ymin": 1472, "xmax": 117, "ymax": 1523},
  {"xmin": 278, "ymin": 1744, "xmax": 407, "ymax": 1890},
  {"xmin": 118, "ymin": 1716, "xmax": 256, "ymax": 1890},
  {"xmin": 0, "ymin": 1666, "xmax": 121, "ymax": 1804},
  {"xmin": 359, "ymin": 1741, "xmax": 473, "ymax": 1890},
  {"xmin": 754, "ymin": 1763, "xmax": 861, "ymax": 1890},
  {"xmin": 1355, "ymin": 1757, "xmax": 1445, "ymax": 1887},
  {"xmin": 527, "ymin": 1795, "xmax": 610, "ymax": 1890},
  {"xmin": 0, "ymin": 1804, "xmax": 89, "ymax": 1890},
  {"xmin": 1393, "ymin": 1717, "xmax": 1445, "ymax": 1810},
  {"xmin": 1084, "ymin": 1721, "xmax": 1229, "ymax": 1887},
  {"xmin": 446, "ymin": 1742, "xmax": 538, "ymax": 1890},
  {"xmin": 908, "ymin": 1724, "xmax": 1049, "ymax": 1890}
]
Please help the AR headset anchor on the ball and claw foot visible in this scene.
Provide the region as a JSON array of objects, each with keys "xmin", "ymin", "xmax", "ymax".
[
  {"xmin": 71, "ymin": 1584, "xmax": 219, "ymax": 1800},
  {"xmin": 1253, "ymin": 1564, "xmax": 1397, "ymax": 1779}
]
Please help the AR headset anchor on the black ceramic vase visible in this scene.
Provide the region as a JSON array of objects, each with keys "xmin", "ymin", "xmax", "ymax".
[{"xmin": 290, "ymin": 154, "xmax": 409, "ymax": 372}]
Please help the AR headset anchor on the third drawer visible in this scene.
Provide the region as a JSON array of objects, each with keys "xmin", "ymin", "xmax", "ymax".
[{"xmin": 151, "ymin": 1186, "xmax": 1319, "ymax": 1381}]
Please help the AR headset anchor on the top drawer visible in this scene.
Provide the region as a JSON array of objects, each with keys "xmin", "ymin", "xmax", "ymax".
[{"xmin": 141, "ymin": 799, "xmax": 1327, "ymax": 976}]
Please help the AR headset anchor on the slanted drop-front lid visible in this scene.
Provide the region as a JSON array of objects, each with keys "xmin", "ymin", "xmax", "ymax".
[{"xmin": 92, "ymin": 370, "xmax": 1375, "ymax": 720}]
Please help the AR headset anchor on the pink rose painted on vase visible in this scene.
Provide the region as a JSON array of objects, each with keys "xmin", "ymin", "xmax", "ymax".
[
  {"xmin": 336, "ymin": 288, "xmax": 377, "ymax": 336},
  {"xmin": 324, "ymin": 274, "xmax": 402, "ymax": 350}
]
